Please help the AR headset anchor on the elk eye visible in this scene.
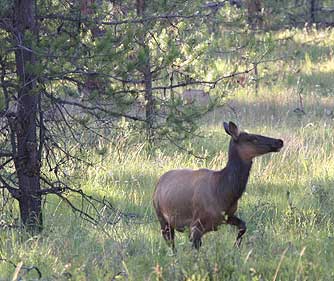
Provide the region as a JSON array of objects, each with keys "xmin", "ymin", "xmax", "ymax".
[{"xmin": 252, "ymin": 138, "xmax": 258, "ymax": 143}]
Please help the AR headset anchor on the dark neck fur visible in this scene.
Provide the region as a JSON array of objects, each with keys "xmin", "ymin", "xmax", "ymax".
[{"xmin": 221, "ymin": 140, "xmax": 253, "ymax": 198}]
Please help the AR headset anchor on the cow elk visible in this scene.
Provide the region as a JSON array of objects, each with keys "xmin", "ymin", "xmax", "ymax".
[
  {"xmin": 153, "ymin": 122, "xmax": 283, "ymax": 250},
  {"xmin": 182, "ymin": 89, "xmax": 210, "ymax": 106}
]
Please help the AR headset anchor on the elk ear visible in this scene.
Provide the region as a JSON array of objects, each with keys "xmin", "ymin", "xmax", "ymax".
[
  {"xmin": 223, "ymin": 122, "xmax": 231, "ymax": 135},
  {"xmin": 224, "ymin": 121, "xmax": 239, "ymax": 140}
]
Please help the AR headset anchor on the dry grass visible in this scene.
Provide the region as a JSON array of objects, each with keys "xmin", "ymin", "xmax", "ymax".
[{"xmin": 1, "ymin": 28, "xmax": 334, "ymax": 280}]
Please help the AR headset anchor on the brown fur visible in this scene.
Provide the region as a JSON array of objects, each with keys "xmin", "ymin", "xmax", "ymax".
[
  {"xmin": 246, "ymin": 0, "xmax": 263, "ymax": 28},
  {"xmin": 182, "ymin": 89, "xmax": 210, "ymax": 106},
  {"xmin": 153, "ymin": 122, "xmax": 283, "ymax": 250}
]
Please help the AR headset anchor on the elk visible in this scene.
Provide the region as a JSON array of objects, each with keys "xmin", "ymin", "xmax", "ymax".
[
  {"xmin": 246, "ymin": 0, "xmax": 263, "ymax": 29},
  {"xmin": 182, "ymin": 89, "xmax": 210, "ymax": 106},
  {"xmin": 153, "ymin": 121, "xmax": 283, "ymax": 250}
]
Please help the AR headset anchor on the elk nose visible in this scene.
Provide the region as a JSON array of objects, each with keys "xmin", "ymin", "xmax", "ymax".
[{"xmin": 276, "ymin": 139, "xmax": 284, "ymax": 148}]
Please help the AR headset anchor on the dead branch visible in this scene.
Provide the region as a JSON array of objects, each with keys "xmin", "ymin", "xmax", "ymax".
[
  {"xmin": 39, "ymin": 177, "xmax": 141, "ymax": 228},
  {"xmin": 37, "ymin": 11, "xmax": 213, "ymax": 27},
  {"xmin": 44, "ymin": 91, "xmax": 145, "ymax": 122},
  {"xmin": 0, "ymin": 151, "xmax": 12, "ymax": 157},
  {"xmin": 0, "ymin": 175, "xmax": 20, "ymax": 199},
  {"xmin": 0, "ymin": 157, "xmax": 13, "ymax": 170},
  {"xmin": 0, "ymin": 258, "xmax": 42, "ymax": 279}
]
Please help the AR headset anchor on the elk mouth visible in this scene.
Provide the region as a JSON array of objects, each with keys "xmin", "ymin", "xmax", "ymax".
[{"xmin": 270, "ymin": 139, "xmax": 284, "ymax": 152}]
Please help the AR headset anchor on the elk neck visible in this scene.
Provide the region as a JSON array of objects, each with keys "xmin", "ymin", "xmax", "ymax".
[{"xmin": 217, "ymin": 140, "xmax": 253, "ymax": 199}]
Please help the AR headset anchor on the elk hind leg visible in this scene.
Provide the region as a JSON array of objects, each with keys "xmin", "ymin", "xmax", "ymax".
[
  {"xmin": 158, "ymin": 217, "xmax": 175, "ymax": 250},
  {"xmin": 190, "ymin": 221, "xmax": 204, "ymax": 250}
]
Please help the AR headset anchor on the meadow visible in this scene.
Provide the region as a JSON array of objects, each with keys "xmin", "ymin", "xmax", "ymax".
[{"xmin": 1, "ymin": 28, "xmax": 334, "ymax": 280}]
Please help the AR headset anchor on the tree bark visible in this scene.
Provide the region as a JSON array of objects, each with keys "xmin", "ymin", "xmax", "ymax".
[
  {"xmin": 246, "ymin": 0, "xmax": 262, "ymax": 29},
  {"xmin": 137, "ymin": 0, "xmax": 155, "ymax": 143},
  {"xmin": 13, "ymin": 0, "xmax": 42, "ymax": 232},
  {"xmin": 309, "ymin": 0, "xmax": 317, "ymax": 24},
  {"xmin": 143, "ymin": 57, "xmax": 154, "ymax": 143}
]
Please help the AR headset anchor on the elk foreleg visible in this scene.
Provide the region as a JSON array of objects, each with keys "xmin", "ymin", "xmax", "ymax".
[{"xmin": 227, "ymin": 215, "xmax": 246, "ymax": 248}]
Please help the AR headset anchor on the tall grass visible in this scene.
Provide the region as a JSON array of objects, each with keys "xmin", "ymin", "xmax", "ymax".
[{"xmin": 1, "ymin": 29, "xmax": 334, "ymax": 280}]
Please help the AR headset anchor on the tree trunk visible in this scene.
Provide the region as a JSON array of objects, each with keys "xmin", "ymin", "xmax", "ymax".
[
  {"xmin": 13, "ymin": 0, "xmax": 42, "ymax": 232},
  {"xmin": 309, "ymin": 0, "xmax": 317, "ymax": 24},
  {"xmin": 144, "ymin": 59, "xmax": 154, "ymax": 143},
  {"xmin": 137, "ymin": 0, "xmax": 155, "ymax": 143},
  {"xmin": 80, "ymin": 0, "xmax": 105, "ymax": 38},
  {"xmin": 246, "ymin": 0, "xmax": 262, "ymax": 29}
]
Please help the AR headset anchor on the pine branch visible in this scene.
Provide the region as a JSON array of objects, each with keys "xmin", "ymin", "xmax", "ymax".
[
  {"xmin": 44, "ymin": 91, "xmax": 145, "ymax": 122},
  {"xmin": 37, "ymin": 11, "xmax": 213, "ymax": 26},
  {"xmin": 0, "ymin": 175, "xmax": 20, "ymax": 199}
]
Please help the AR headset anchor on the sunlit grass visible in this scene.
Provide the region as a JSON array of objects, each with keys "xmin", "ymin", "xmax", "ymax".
[{"xmin": 1, "ymin": 29, "xmax": 334, "ymax": 280}]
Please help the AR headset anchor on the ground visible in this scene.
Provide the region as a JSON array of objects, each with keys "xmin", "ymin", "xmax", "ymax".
[{"xmin": 1, "ymin": 28, "xmax": 334, "ymax": 280}]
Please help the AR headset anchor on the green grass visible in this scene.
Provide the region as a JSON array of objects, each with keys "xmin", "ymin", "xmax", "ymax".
[{"xmin": 1, "ymin": 28, "xmax": 334, "ymax": 280}]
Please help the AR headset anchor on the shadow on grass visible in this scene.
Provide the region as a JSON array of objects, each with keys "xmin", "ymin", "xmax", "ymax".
[
  {"xmin": 43, "ymin": 168, "xmax": 159, "ymax": 228},
  {"xmin": 152, "ymin": 178, "xmax": 334, "ymax": 280},
  {"xmin": 3, "ymin": 175, "xmax": 333, "ymax": 280}
]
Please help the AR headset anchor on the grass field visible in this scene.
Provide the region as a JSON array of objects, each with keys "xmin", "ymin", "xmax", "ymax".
[{"xmin": 1, "ymin": 28, "xmax": 334, "ymax": 280}]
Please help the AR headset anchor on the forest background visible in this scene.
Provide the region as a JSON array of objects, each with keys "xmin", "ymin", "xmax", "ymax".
[{"xmin": 1, "ymin": 0, "xmax": 334, "ymax": 280}]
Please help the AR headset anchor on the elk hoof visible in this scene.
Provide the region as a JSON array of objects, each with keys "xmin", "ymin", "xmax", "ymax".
[
  {"xmin": 234, "ymin": 228, "xmax": 246, "ymax": 248},
  {"xmin": 192, "ymin": 238, "xmax": 202, "ymax": 250},
  {"xmin": 234, "ymin": 237, "xmax": 243, "ymax": 248}
]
